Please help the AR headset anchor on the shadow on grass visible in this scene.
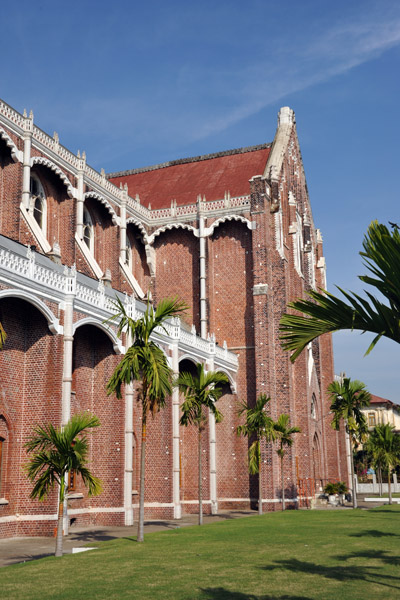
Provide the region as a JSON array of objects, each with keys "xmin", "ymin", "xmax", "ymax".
[
  {"xmin": 348, "ymin": 529, "xmax": 399, "ymax": 538},
  {"xmin": 335, "ymin": 549, "xmax": 400, "ymax": 566},
  {"xmin": 2, "ymin": 553, "xmax": 53, "ymax": 567},
  {"xmin": 261, "ymin": 559, "xmax": 400, "ymax": 591},
  {"xmin": 200, "ymin": 589, "xmax": 311, "ymax": 600}
]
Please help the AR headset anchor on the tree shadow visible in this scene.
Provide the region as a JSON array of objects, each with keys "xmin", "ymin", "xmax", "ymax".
[
  {"xmin": 200, "ymin": 589, "xmax": 311, "ymax": 600},
  {"xmin": 261, "ymin": 559, "xmax": 400, "ymax": 591},
  {"xmin": 335, "ymin": 549, "xmax": 400, "ymax": 566},
  {"xmin": 68, "ymin": 530, "xmax": 118, "ymax": 542},
  {"xmin": 348, "ymin": 529, "xmax": 399, "ymax": 538}
]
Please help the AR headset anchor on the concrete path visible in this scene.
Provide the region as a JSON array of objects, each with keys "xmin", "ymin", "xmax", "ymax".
[{"xmin": 0, "ymin": 510, "xmax": 253, "ymax": 568}]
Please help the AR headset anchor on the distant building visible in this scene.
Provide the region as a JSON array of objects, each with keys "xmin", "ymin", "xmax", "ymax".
[
  {"xmin": 363, "ymin": 394, "xmax": 400, "ymax": 433},
  {"xmin": 0, "ymin": 99, "xmax": 346, "ymax": 538}
]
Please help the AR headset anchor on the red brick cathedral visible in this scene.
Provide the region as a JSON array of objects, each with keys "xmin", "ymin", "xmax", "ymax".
[{"xmin": 0, "ymin": 100, "xmax": 346, "ymax": 538}]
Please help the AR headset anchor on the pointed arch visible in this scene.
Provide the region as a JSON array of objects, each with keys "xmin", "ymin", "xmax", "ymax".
[
  {"xmin": 84, "ymin": 192, "xmax": 119, "ymax": 225},
  {"xmin": 31, "ymin": 157, "xmax": 74, "ymax": 198},
  {"xmin": 0, "ymin": 290, "xmax": 62, "ymax": 334}
]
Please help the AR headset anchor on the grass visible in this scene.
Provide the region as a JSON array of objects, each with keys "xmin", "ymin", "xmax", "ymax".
[{"xmin": 1, "ymin": 506, "xmax": 400, "ymax": 599}]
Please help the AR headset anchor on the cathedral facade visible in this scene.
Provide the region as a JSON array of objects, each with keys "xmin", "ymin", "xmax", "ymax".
[{"xmin": 0, "ymin": 99, "xmax": 346, "ymax": 538}]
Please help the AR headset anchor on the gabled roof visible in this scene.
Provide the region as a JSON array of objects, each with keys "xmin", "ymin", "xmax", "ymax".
[
  {"xmin": 369, "ymin": 394, "xmax": 399, "ymax": 408},
  {"xmin": 108, "ymin": 144, "xmax": 271, "ymax": 210}
]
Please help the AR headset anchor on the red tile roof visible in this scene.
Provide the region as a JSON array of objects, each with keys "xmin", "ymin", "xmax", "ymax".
[
  {"xmin": 370, "ymin": 394, "xmax": 396, "ymax": 407},
  {"xmin": 108, "ymin": 144, "xmax": 271, "ymax": 210}
]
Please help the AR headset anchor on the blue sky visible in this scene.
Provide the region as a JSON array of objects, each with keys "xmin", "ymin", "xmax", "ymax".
[{"xmin": 2, "ymin": 0, "xmax": 400, "ymax": 400}]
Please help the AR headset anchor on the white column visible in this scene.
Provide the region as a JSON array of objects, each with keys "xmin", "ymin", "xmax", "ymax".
[
  {"xmin": 120, "ymin": 184, "xmax": 128, "ymax": 262},
  {"xmin": 22, "ymin": 110, "xmax": 33, "ymax": 210},
  {"xmin": 61, "ymin": 267, "xmax": 76, "ymax": 535},
  {"xmin": 172, "ymin": 331, "xmax": 182, "ymax": 518},
  {"xmin": 197, "ymin": 199, "xmax": 218, "ymax": 513},
  {"xmin": 76, "ymin": 153, "xmax": 85, "ymax": 240},
  {"xmin": 198, "ymin": 207, "xmax": 207, "ymax": 338},
  {"xmin": 124, "ymin": 310, "xmax": 134, "ymax": 525}
]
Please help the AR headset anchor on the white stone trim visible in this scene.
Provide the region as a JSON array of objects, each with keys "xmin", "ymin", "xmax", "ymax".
[
  {"xmin": 31, "ymin": 156, "xmax": 75, "ymax": 198},
  {"xmin": 148, "ymin": 222, "xmax": 197, "ymax": 244},
  {"xmin": 20, "ymin": 203, "xmax": 51, "ymax": 254},
  {"xmin": 0, "ymin": 127, "xmax": 22, "ymax": 162},
  {"xmin": 73, "ymin": 317, "xmax": 124, "ymax": 354},
  {"xmin": 75, "ymin": 232, "xmax": 103, "ymax": 279},
  {"xmin": 0, "ymin": 513, "xmax": 57, "ymax": 523},
  {"xmin": 84, "ymin": 192, "xmax": 120, "ymax": 226},
  {"xmin": 68, "ymin": 507, "xmax": 125, "ymax": 515},
  {"xmin": 205, "ymin": 215, "xmax": 255, "ymax": 237},
  {"xmin": 119, "ymin": 257, "xmax": 145, "ymax": 299},
  {"xmin": 0, "ymin": 288, "xmax": 62, "ymax": 334},
  {"xmin": 126, "ymin": 217, "xmax": 148, "ymax": 241}
]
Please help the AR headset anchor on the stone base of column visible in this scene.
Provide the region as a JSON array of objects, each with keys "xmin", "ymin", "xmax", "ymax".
[
  {"xmin": 124, "ymin": 507, "xmax": 134, "ymax": 526},
  {"xmin": 211, "ymin": 500, "xmax": 218, "ymax": 515},
  {"xmin": 173, "ymin": 503, "xmax": 182, "ymax": 519}
]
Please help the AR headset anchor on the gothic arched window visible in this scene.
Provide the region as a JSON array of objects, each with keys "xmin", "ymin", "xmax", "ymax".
[
  {"xmin": 83, "ymin": 207, "xmax": 94, "ymax": 252},
  {"xmin": 30, "ymin": 174, "xmax": 46, "ymax": 232}
]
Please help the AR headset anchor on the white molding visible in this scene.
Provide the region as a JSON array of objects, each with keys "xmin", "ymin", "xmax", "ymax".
[
  {"xmin": 73, "ymin": 317, "xmax": 124, "ymax": 354},
  {"xmin": 0, "ymin": 288, "xmax": 62, "ymax": 335},
  {"xmin": 20, "ymin": 203, "xmax": 51, "ymax": 254},
  {"xmin": 0, "ymin": 127, "xmax": 22, "ymax": 162},
  {"xmin": 0, "ymin": 513, "xmax": 57, "ymax": 523},
  {"xmin": 148, "ymin": 222, "xmax": 198, "ymax": 244},
  {"xmin": 75, "ymin": 232, "xmax": 103, "ymax": 279},
  {"xmin": 84, "ymin": 191, "xmax": 120, "ymax": 226},
  {"xmin": 31, "ymin": 156, "xmax": 75, "ymax": 198},
  {"xmin": 204, "ymin": 215, "xmax": 255, "ymax": 236},
  {"xmin": 119, "ymin": 257, "xmax": 145, "ymax": 299}
]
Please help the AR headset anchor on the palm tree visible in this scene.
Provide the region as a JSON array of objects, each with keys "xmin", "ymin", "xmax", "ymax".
[
  {"xmin": 0, "ymin": 322, "xmax": 6, "ymax": 349},
  {"xmin": 176, "ymin": 363, "xmax": 228, "ymax": 525},
  {"xmin": 280, "ymin": 222, "xmax": 400, "ymax": 361},
  {"xmin": 107, "ymin": 295, "xmax": 187, "ymax": 542},
  {"xmin": 367, "ymin": 423, "xmax": 400, "ymax": 504},
  {"xmin": 25, "ymin": 412, "xmax": 102, "ymax": 557},
  {"xmin": 236, "ymin": 394, "xmax": 276, "ymax": 515},
  {"xmin": 328, "ymin": 378, "xmax": 371, "ymax": 508},
  {"xmin": 273, "ymin": 414, "xmax": 301, "ymax": 511}
]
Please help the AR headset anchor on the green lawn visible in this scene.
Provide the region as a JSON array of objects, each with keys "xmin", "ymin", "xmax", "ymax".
[{"xmin": 2, "ymin": 506, "xmax": 400, "ymax": 600}]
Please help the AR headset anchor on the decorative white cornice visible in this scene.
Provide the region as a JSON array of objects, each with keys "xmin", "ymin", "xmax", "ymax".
[
  {"xmin": 83, "ymin": 192, "xmax": 120, "ymax": 225},
  {"xmin": 204, "ymin": 215, "xmax": 255, "ymax": 236},
  {"xmin": 148, "ymin": 222, "xmax": 198, "ymax": 244},
  {"xmin": 126, "ymin": 217, "xmax": 148, "ymax": 241},
  {"xmin": 0, "ymin": 127, "xmax": 22, "ymax": 162},
  {"xmin": 31, "ymin": 157, "xmax": 75, "ymax": 198}
]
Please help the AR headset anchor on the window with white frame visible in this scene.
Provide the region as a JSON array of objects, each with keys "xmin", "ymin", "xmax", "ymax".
[
  {"xmin": 30, "ymin": 174, "xmax": 47, "ymax": 232},
  {"xmin": 125, "ymin": 234, "xmax": 132, "ymax": 268},
  {"xmin": 83, "ymin": 206, "xmax": 94, "ymax": 252},
  {"xmin": 294, "ymin": 211, "xmax": 303, "ymax": 275},
  {"xmin": 275, "ymin": 205, "xmax": 284, "ymax": 258}
]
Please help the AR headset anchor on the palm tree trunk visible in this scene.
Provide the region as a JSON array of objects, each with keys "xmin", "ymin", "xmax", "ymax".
[
  {"xmin": 379, "ymin": 466, "xmax": 383, "ymax": 496},
  {"xmin": 198, "ymin": 427, "xmax": 203, "ymax": 526},
  {"xmin": 258, "ymin": 439, "xmax": 262, "ymax": 515},
  {"xmin": 137, "ymin": 413, "xmax": 147, "ymax": 542},
  {"xmin": 347, "ymin": 428, "xmax": 357, "ymax": 509},
  {"xmin": 281, "ymin": 454, "xmax": 285, "ymax": 511},
  {"xmin": 55, "ymin": 478, "xmax": 65, "ymax": 557},
  {"xmin": 388, "ymin": 467, "xmax": 392, "ymax": 505}
]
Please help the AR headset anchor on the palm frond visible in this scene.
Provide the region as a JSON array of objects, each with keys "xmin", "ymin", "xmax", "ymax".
[
  {"xmin": 0, "ymin": 322, "xmax": 6, "ymax": 349},
  {"xmin": 280, "ymin": 221, "xmax": 400, "ymax": 362}
]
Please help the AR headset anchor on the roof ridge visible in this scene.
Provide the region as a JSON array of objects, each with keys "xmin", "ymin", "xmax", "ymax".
[{"xmin": 107, "ymin": 143, "xmax": 271, "ymax": 179}]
